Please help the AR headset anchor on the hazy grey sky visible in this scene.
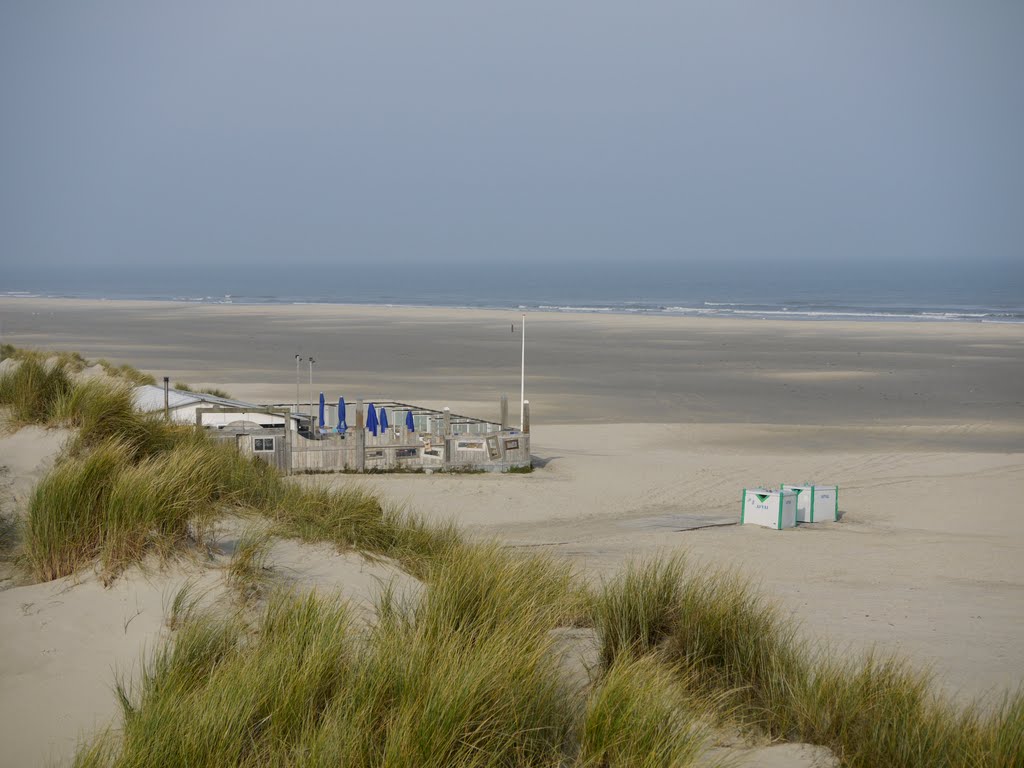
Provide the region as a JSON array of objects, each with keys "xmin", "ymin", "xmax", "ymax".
[{"xmin": 1, "ymin": 1, "xmax": 1022, "ymax": 269}]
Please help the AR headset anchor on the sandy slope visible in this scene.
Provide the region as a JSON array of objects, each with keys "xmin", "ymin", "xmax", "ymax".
[
  {"xmin": 0, "ymin": 425, "xmax": 68, "ymax": 518},
  {"xmin": 0, "ymin": 433, "xmax": 418, "ymax": 768},
  {"xmin": 0, "ymin": 543, "xmax": 416, "ymax": 768},
  {"xmin": 0, "ymin": 565, "xmax": 226, "ymax": 767}
]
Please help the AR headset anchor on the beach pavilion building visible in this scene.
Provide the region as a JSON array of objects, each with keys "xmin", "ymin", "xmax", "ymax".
[{"xmin": 131, "ymin": 384, "xmax": 531, "ymax": 474}]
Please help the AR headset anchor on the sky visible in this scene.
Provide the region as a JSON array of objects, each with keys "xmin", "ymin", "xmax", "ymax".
[{"xmin": 1, "ymin": 1, "xmax": 1022, "ymax": 273}]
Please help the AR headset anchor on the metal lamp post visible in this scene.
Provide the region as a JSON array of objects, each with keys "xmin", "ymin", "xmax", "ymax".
[{"xmin": 308, "ymin": 357, "xmax": 316, "ymax": 435}]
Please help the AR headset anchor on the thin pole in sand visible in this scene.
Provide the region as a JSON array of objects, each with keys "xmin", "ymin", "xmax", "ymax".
[
  {"xmin": 308, "ymin": 357, "xmax": 316, "ymax": 435},
  {"xmin": 520, "ymin": 313, "xmax": 526, "ymax": 430},
  {"xmin": 294, "ymin": 354, "xmax": 301, "ymax": 415}
]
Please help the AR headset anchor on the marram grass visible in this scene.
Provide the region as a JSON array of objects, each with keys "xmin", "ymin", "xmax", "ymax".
[
  {"xmin": 24, "ymin": 433, "xmax": 282, "ymax": 581},
  {"xmin": 590, "ymin": 557, "xmax": 1024, "ymax": 767},
  {"xmin": 577, "ymin": 654, "xmax": 715, "ymax": 768},
  {"xmin": 24, "ymin": 439, "xmax": 133, "ymax": 582},
  {"xmin": 96, "ymin": 359, "xmax": 156, "ymax": 386},
  {"xmin": 225, "ymin": 527, "xmax": 273, "ymax": 601},
  {"xmin": 76, "ymin": 550, "xmax": 610, "ymax": 768},
  {"xmin": 590, "ymin": 554, "xmax": 687, "ymax": 666},
  {"xmin": 175, "ymin": 381, "xmax": 232, "ymax": 399},
  {"xmin": 267, "ymin": 482, "xmax": 463, "ymax": 579},
  {"xmin": 0, "ymin": 355, "xmax": 73, "ymax": 424}
]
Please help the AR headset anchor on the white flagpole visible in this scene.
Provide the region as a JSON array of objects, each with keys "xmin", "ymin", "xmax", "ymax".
[{"xmin": 519, "ymin": 313, "xmax": 526, "ymax": 430}]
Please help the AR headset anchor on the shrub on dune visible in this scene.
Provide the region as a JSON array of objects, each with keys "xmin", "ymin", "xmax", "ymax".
[
  {"xmin": 57, "ymin": 380, "xmax": 199, "ymax": 458},
  {"xmin": 24, "ymin": 440, "xmax": 132, "ymax": 581},
  {"xmin": 84, "ymin": 591, "xmax": 349, "ymax": 768},
  {"xmin": 591, "ymin": 557, "xmax": 808, "ymax": 736},
  {"xmin": 794, "ymin": 654, "xmax": 1024, "ymax": 768},
  {"xmin": 26, "ymin": 435, "xmax": 286, "ymax": 581},
  {"xmin": 268, "ymin": 483, "xmax": 462, "ymax": 578},
  {"xmin": 174, "ymin": 382, "xmax": 232, "ymax": 399},
  {"xmin": 990, "ymin": 690, "xmax": 1024, "ymax": 767},
  {"xmin": 591, "ymin": 558, "xmax": 1024, "ymax": 767},
  {"xmin": 0, "ymin": 355, "xmax": 73, "ymax": 424},
  {"xmin": 590, "ymin": 555, "xmax": 687, "ymax": 667},
  {"xmin": 96, "ymin": 359, "xmax": 156, "ymax": 386},
  {"xmin": 661, "ymin": 568, "xmax": 808, "ymax": 736},
  {"xmin": 577, "ymin": 655, "xmax": 712, "ymax": 768},
  {"xmin": 98, "ymin": 443, "xmax": 226, "ymax": 573},
  {"xmin": 80, "ymin": 572, "xmax": 577, "ymax": 768},
  {"xmin": 304, "ymin": 545, "xmax": 583, "ymax": 765},
  {"xmin": 413, "ymin": 541, "xmax": 582, "ymax": 642},
  {"xmin": 315, "ymin": 610, "xmax": 571, "ymax": 766}
]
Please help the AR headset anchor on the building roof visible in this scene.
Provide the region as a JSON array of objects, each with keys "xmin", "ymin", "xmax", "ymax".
[{"xmin": 132, "ymin": 385, "xmax": 265, "ymax": 413}]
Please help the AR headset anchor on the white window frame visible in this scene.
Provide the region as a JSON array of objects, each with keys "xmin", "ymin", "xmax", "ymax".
[{"xmin": 253, "ymin": 437, "xmax": 275, "ymax": 452}]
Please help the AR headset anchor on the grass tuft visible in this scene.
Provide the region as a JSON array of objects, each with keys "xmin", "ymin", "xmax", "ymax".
[
  {"xmin": 175, "ymin": 381, "xmax": 232, "ymax": 399},
  {"xmin": 24, "ymin": 434, "xmax": 284, "ymax": 581},
  {"xmin": 23, "ymin": 440, "xmax": 133, "ymax": 581},
  {"xmin": 794, "ymin": 654, "xmax": 1024, "ymax": 767},
  {"xmin": 165, "ymin": 580, "xmax": 204, "ymax": 631},
  {"xmin": 97, "ymin": 359, "xmax": 156, "ymax": 386},
  {"xmin": 225, "ymin": 528, "xmax": 273, "ymax": 601},
  {"xmin": 577, "ymin": 654, "xmax": 713, "ymax": 768},
  {"xmin": 662, "ymin": 567, "xmax": 808, "ymax": 736},
  {"xmin": 51, "ymin": 379, "xmax": 192, "ymax": 458},
  {"xmin": 591, "ymin": 555, "xmax": 686, "ymax": 666},
  {"xmin": 504, "ymin": 463, "xmax": 534, "ymax": 473},
  {"xmin": 269, "ymin": 484, "xmax": 463, "ymax": 579},
  {"xmin": 0, "ymin": 355, "xmax": 73, "ymax": 424},
  {"xmin": 593, "ymin": 558, "xmax": 807, "ymax": 735}
]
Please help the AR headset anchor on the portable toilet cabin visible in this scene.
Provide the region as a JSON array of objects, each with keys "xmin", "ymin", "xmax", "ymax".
[
  {"xmin": 781, "ymin": 484, "xmax": 839, "ymax": 523},
  {"xmin": 741, "ymin": 488, "xmax": 797, "ymax": 530}
]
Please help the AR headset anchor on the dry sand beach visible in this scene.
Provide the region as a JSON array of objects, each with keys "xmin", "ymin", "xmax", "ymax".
[{"xmin": 1, "ymin": 297, "xmax": 1023, "ymax": 765}]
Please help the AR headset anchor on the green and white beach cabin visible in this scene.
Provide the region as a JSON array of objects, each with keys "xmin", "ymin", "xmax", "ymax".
[
  {"xmin": 741, "ymin": 488, "xmax": 797, "ymax": 530},
  {"xmin": 781, "ymin": 484, "xmax": 839, "ymax": 523}
]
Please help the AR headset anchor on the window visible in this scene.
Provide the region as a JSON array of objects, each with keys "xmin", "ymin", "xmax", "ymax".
[
  {"xmin": 253, "ymin": 437, "xmax": 275, "ymax": 452},
  {"xmin": 396, "ymin": 448, "xmax": 417, "ymax": 459},
  {"xmin": 486, "ymin": 436, "xmax": 501, "ymax": 459}
]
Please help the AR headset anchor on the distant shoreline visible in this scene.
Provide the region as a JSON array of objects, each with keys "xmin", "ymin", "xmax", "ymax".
[{"xmin": 3, "ymin": 291, "xmax": 1022, "ymax": 324}]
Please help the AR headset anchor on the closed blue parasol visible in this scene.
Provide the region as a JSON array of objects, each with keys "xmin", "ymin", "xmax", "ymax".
[
  {"xmin": 366, "ymin": 402, "xmax": 379, "ymax": 436},
  {"xmin": 318, "ymin": 392, "xmax": 325, "ymax": 429},
  {"xmin": 337, "ymin": 397, "xmax": 347, "ymax": 433},
  {"xmin": 378, "ymin": 406, "xmax": 389, "ymax": 433},
  {"xmin": 405, "ymin": 410, "xmax": 415, "ymax": 432}
]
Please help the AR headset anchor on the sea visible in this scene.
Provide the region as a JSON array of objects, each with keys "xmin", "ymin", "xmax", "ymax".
[{"xmin": 3, "ymin": 260, "xmax": 1023, "ymax": 324}]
